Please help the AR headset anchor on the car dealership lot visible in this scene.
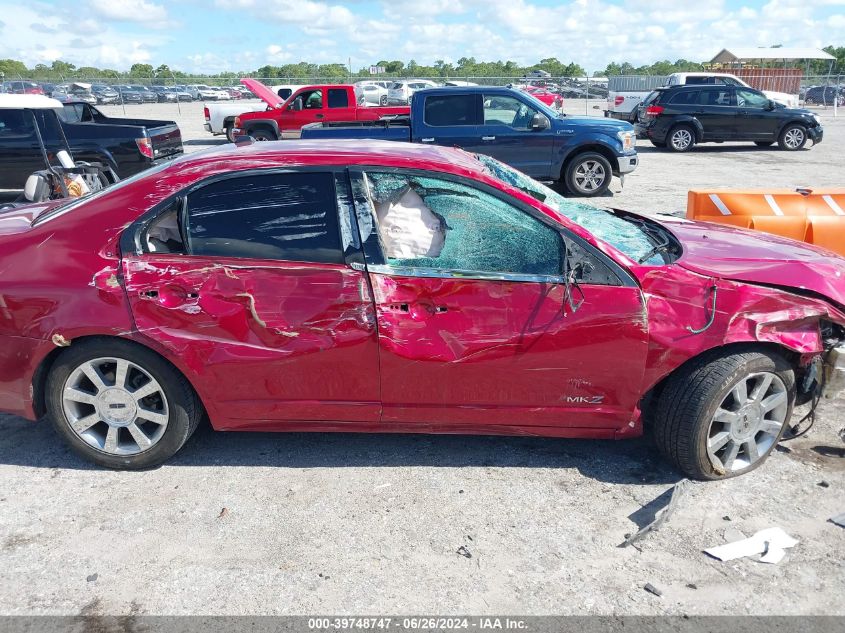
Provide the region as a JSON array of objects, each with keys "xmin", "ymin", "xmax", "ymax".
[{"xmin": 0, "ymin": 101, "xmax": 843, "ymax": 617}]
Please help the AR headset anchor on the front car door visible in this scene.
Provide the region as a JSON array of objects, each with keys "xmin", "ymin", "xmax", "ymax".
[
  {"xmin": 349, "ymin": 168, "xmax": 649, "ymax": 434},
  {"xmin": 120, "ymin": 169, "xmax": 381, "ymax": 430},
  {"xmin": 466, "ymin": 93, "xmax": 555, "ymax": 179},
  {"xmin": 0, "ymin": 108, "xmax": 46, "ymax": 188},
  {"xmin": 734, "ymin": 88, "xmax": 779, "ymax": 140}
]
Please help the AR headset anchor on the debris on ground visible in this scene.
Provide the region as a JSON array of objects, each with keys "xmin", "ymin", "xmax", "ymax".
[
  {"xmin": 218, "ymin": 507, "xmax": 229, "ymax": 519},
  {"xmin": 817, "ymin": 481, "xmax": 830, "ymax": 488},
  {"xmin": 621, "ymin": 479, "xmax": 690, "ymax": 547},
  {"xmin": 456, "ymin": 545, "xmax": 472, "ymax": 559},
  {"xmin": 705, "ymin": 527, "xmax": 798, "ymax": 564},
  {"xmin": 643, "ymin": 583, "xmax": 663, "ymax": 597},
  {"xmin": 86, "ymin": 573, "xmax": 98, "ymax": 583},
  {"xmin": 830, "ymin": 512, "xmax": 845, "ymax": 528}
]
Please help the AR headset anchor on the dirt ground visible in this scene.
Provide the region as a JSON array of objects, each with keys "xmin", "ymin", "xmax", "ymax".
[{"xmin": 0, "ymin": 99, "xmax": 843, "ymax": 617}]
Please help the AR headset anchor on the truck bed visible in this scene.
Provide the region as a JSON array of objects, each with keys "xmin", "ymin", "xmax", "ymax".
[{"xmin": 300, "ymin": 117, "xmax": 411, "ymax": 141}]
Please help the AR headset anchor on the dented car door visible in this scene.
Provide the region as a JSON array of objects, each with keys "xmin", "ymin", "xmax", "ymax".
[
  {"xmin": 120, "ymin": 170, "xmax": 381, "ymax": 428},
  {"xmin": 350, "ymin": 169, "xmax": 649, "ymax": 434}
]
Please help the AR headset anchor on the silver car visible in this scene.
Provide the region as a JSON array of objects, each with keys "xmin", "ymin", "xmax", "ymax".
[{"xmin": 386, "ymin": 80, "xmax": 439, "ymax": 105}]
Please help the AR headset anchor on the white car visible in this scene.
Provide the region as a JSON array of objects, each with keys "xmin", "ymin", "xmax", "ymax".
[
  {"xmin": 211, "ymin": 87, "xmax": 232, "ymax": 101},
  {"xmin": 354, "ymin": 81, "xmax": 391, "ymax": 105},
  {"xmin": 386, "ymin": 80, "xmax": 439, "ymax": 105},
  {"xmin": 186, "ymin": 84, "xmax": 220, "ymax": 101}
]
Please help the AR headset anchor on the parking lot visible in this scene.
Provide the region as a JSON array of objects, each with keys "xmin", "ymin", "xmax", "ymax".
[{"xmin": 0, "ymin": 100, "xmax": 843, "ymax": 618}]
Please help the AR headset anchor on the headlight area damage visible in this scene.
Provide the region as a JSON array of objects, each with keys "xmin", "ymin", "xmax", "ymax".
[{"xmin": 637, "ymin": 264, "xmax": 845, "ymax": 417}]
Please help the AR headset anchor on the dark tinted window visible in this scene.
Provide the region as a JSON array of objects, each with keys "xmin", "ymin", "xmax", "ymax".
[
  {"xmin": 699, "ymin": 89, "xmax": 734, "ymax": 106},
  {"xmin": 186, "ymin": 172, "xmax": 344, "ymax": 263},
  {"xmin": 0, "ymin": 109, "xmax": 34, "ymax": 136},
  {"xmin": 424, "ymin": 94, "xmax": 480, "ymax": 126},
  {"xmin": 327, "ymin": 88, "xmax": 349, "ymax": 108},
  {"xmin": 668, "ymin": 89, "xmax": 700, "ymax": 105}
]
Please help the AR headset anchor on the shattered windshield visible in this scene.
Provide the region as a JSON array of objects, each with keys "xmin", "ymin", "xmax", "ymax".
[{"xmin": 476, "ymin": 154, "xmax": 671, "ymax": 265}]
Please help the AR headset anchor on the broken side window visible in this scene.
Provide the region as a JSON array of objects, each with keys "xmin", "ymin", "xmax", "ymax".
[
  {"xmin": 185, "ymin": 171, "xmax": 344, "ymax": 263},
  {"xmin": 361, "ymin": 172, "xmax": 562, "ymax": 276},
  {"xmin": 144, "ymin": 198, "xmax": 185, "ymax": 254}
]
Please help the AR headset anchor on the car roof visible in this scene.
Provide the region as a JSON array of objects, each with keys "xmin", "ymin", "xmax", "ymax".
[
  {"xmin": 167, "ymin": 139, "xmax": 486, "ymax": 177},
  {"xmin": 0, "ymin": 94, "xmax": 63, "ymax": 109}
]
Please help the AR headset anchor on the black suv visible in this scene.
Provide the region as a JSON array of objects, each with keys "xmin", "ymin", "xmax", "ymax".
[{"xmin": 635, "ymin": 85, "xmax": 823, "ymax": 152}]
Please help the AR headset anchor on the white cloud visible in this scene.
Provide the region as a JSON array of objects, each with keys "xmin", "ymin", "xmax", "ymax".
[{"xmin": 87, "ymin": 0, "xmax": 169, "ymax": 24}]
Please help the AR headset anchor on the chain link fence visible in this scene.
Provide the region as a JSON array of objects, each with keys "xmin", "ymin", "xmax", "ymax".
[{"xmin": 2, "ymin": 73, "xmax": 842, "ymax": 112}]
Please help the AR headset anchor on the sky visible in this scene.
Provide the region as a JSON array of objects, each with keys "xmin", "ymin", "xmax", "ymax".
[{"xmin": 0, "ymin": 0, "xmax": 843, "ymax": 75}]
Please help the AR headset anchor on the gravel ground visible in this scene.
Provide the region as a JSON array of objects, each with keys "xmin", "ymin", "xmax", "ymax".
[{"xmin": 0, "ymin": 98, "xmax": 843, "ymax": 617}]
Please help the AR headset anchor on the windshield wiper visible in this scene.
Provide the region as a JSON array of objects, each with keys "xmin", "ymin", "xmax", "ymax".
[{"xmin": 637, "ymin": 242, "xmax": 671, "ymax": 264}]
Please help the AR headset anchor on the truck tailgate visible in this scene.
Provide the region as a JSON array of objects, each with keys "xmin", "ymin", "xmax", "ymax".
[{"xmin": 148, "ymin": 123, "xmax": 183, "ymax": 159}]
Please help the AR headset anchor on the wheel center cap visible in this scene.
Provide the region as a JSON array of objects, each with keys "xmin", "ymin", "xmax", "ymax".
[
  {"xmin": 733, "ymin": 405, "xmax": 762, "ymax": 440},
  {"xmin": 97, "ymin": 388, "xmax": 137, "ymax": 427}
]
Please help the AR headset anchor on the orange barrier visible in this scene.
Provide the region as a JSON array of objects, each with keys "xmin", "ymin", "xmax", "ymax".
[{"xmin": 687, "ymin": 189, "xmax": 845, "ymax": 256}]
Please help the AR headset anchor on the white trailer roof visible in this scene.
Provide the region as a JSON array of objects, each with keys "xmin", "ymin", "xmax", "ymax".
[
  {"xmin": 0, "ymin": 94, "xmax": 63, "ymax": 109},
  {"xmin": 711, "ymin": 48, "xmax": 836, "ymax": 62}
]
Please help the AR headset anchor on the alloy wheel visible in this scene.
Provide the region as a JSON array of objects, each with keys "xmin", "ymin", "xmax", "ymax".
[
  {"xmin": 573, "ymin": 160, "xmax": 607, "ymax": 193},
  {"xmin": 783, "ymin": 127, "xmax": 805, "ymax": 149},
  {"xmin": 62, "ymin": 357, "xmax": 169, "ymax": 456},
  {"xmin": 671, "ymin": 128, "xmax": 693, "ymax": 151},
  {"xmin": 706, "ymin": 371, "xmax": 788, "ymax": 473}
]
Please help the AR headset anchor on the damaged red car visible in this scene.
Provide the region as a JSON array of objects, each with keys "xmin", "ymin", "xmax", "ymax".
[{"xmin": 1, "ymin": 140, "xmax": 843, "ymax": 479}]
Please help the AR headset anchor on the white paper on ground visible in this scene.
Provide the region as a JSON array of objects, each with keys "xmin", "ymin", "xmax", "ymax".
[{"xmin": 704, "ymin": 527, "xmax": 798, "ymax": 563}]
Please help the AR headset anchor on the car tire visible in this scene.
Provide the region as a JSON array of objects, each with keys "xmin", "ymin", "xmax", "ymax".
[
  {"xmin": 225, "ymin": 126, "xmax": 236, "ymax": 143},
  {"xmin": 667, "ymin": 124, "xmax": 695, "ymax": 152},
  {"xmin": 249, "ymin": 127, "xmax": 278, "ymax": 141},
  {"xmin": 754, "ymin": 141, "xmax": 774, "ymax": 147},
  {"xmin": 778, "ymin": 124, "xmax": 807, "ymax": 151},
  {"xmin": 653, "ymin": 348, "xmax": 795, "ymax": 480},
  {"xmin": 380, "ymin": 95, "xmax": 388, "ymax": 106},
  {"xmin": 563, "ymin": 152, "xmax": 612, "ymax": 197},
  {"xmin": 45, "ymin": 338, "xmax": 203, "ymax": 469}
]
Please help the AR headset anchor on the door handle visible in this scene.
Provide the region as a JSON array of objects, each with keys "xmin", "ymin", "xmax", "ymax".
[
  {"xmin": 386, "ymin": 302, "xmax": 447, "ymax": 320},
  {"xmin": 481, "ymin": 136, "xmax": 496, "ymax": 141},
  {"xmin": 315, "ymin": 114, "xmax": 324, "ymax": 119},
  {"xmin": 139, "ymin": 285, "xmax": 196, "ymax": 308}
]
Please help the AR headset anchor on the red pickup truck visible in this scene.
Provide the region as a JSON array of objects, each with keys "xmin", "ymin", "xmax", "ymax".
[{"xmin": 232, "ymin": 79, "xmax": 409, "ymax": 141}]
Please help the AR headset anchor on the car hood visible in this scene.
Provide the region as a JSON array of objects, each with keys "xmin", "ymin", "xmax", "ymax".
[
  {"xmin": 658, "ymin": 216, "xmax": 845, "ymax": 306},
  {"xmin": 241, "ymin": 78, "xmax": 286, "ymax": 109},
  {"xmin": 557, "ymin": 116, "xmax": 633, "ymax": 133}
]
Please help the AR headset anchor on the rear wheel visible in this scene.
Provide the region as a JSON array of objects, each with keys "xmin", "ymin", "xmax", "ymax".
[
  {"xmin": 653, "ymin": 349, "xmax": 794, "ymax": 480},
  {"xmin": 667, "ymin": 124, "xmax": 695, "ymax": 152},
  {"xmin": 249, "ymin": 127, "xmax": 278, "ymax": 142},
  {"xmin": 563, "ymin": 152, "xmax": 612, "ymax": 197},
  {"xmin": 46, "ymin": 339, "xmax": 202, "ymax": 469},
  {"xmin": 380, "ymin": 95, "xmax": 388, "ymax": 106},
  {"xmin": 778, "ymin": 124, "xmax": 807, "ymax": 150},
  {"xmin": 225, "ymin": 126, "xmax": 236, "ymax": 142}
]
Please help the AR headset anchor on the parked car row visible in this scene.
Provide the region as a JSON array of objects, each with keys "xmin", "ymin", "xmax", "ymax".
[{"xmin": 0, "ymin": 81, "xmax": 256, "ymax": 104}]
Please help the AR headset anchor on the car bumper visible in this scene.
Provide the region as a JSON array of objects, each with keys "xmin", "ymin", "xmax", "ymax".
[
  {"xmin": 808, "ymin": 127, "xmax": 824, "ymax": 144},
  {"xmin": 617, "ymin": 153, "xmax": 639, "ymax": 175},
  {"xmin": 203, "ymin": 123, "xmax": 213, "ymax": 133}
]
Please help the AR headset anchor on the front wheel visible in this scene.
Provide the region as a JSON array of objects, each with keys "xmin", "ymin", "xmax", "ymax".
[
  {"xmin": 653, "ymin": 349, "xmax": 795, "ymax": 480},
  {"xmin": 380, "ymin": 95, "xmax": 388, "ymax": 106},
  {"xmin": 249, "ymin": 127, "xmax": 278, "ymax": 142},
  {"xmin": 563, "ymin": 152, "xmax": 612, "ymax": 197},
  {"xmin": 46, "ymin": 339, "xmax": 203, "ymax": 469},
  {"xmin": 778, "ymin": 124, "xmax": 807, "ymax": 150}
]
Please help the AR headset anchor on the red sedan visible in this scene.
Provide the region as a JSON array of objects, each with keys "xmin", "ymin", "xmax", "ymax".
[{"xmin": 0, "ymin": 140, "xmax": 843, "ymax": 478}]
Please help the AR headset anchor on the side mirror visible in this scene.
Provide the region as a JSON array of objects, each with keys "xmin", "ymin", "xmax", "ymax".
[
  {"xmin": 530, "ymin": 113, "xmax": 550, "ymax": 130},
  {"xmin": 764, "ymin": 99, "xmax": 776, "ymax": 111},
  {"xmin": 290, "ymin": 97, "xmax": 304, "ymax": 111}
]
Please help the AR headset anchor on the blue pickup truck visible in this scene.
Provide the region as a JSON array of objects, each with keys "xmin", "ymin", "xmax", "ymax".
[{"xmin": 299, "ymin": 86, "xmax": 638, "ymax": 197}]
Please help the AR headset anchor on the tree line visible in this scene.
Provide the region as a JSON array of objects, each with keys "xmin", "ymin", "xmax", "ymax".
[{"xmin": 1, "ymin": 47, "xmax": 843, "ymax": 83}]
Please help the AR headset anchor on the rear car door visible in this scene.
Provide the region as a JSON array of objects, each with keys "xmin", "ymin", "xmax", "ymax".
[
  {"xmin": 464, "ymin": 93, "xmax": 555, "ymax": 179},
  {"xmin": 696, "ymin": 88, "xmax": 737, "ymax": 140},
  {"xmin": 349, "ymin": 169, "xmax": 648, "ymax": 432},
  {"xmin": 120, "ymin": 170, "xmax": 381, "ymax": 429},
  {"xmin": 734, "ymin": 88, "xmax": 780, "ymax": 140},
  {"xmin": 416, "ymin": 93, "xmax": 481, "ymax": 149},
  {"xmin": 324, "ymin": 88, "xmax": 353, "ymax": 123}
]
